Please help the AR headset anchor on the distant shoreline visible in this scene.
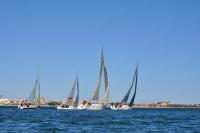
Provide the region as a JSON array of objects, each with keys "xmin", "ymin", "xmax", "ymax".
[
  {"xmin": 132, "ymin": 107, "xmax": 200, "ymax": 109},
  {"xmin": 1, "ymin": 104, "xmax": 200, "ymax": 109},
  {"xmin": 0, "ymin": 104, "xmax": 56, "ymax": 108}
]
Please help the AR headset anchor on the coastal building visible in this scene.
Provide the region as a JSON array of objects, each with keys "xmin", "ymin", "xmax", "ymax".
[
  {"xmin": 157, "ymin": 101, "xmax": 170, "ymax": 107},
  {"xmin": 0, "ymin": 98, "xmax": 10, "ymax": 104},
  {"xmin": 0, "ymin": 98, "xmax": 25, "ymax": 105},
  {"xmin": 40, "ymin": 96, "xmax": 46, "ymax": 105}
]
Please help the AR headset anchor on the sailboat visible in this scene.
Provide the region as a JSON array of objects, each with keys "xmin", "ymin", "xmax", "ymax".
[
  {"xmin": 18, "ymin": 77, "xmax": 41, "ymax": 109},
  {"xmin": 111, "ymin": 65, "xmax": 138, "ymax": 110},
  {"xmin": 77, "ymin": 50, "xmax": 110, "ymax": 110},
  {"xmin": 57, "ymin": 76, "xmax": 79, "ymax": 110}
]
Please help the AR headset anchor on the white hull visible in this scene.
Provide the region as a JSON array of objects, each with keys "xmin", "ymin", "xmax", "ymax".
[
  {"xmin": 86, "ymin": 103, "xmax": 106, "ymax": 110},
  {"xmin": 77, "ymin": 103, "xmax": 110, "ymax": 110},
  {"xmin": 57, "ymin": 106, "xmax": 76, "ymax": 110},
  {"xmin": 110, "ymin": 105, "xmax": 131, "ymax": 110},
  {"xmin": 77, "ymin": 104, "xmax": 87, "ymax": 110},
  {"xmin": 18, "ymin": 105, "xmax": 39, "ymax": 110}
]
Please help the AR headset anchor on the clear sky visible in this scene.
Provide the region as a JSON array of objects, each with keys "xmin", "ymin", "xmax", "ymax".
[{"xmin": 0, "ymin": 1, "xmax": 200, "ymax": 104}]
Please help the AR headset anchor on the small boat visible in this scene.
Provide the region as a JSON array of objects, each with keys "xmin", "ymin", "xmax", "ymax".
[
  {"xmin": 18, "ymin": 104, "xmax": 39, "ymax": 110},
  {"xmin": 111, "ymin": 64, "xmax": 138, "ymax": 110},
  {"xmin": 18, "ymin": 77, "xmax": 41, "ymax": 110},
  {"xmin": 57, "ymin": 76, "xmax": 79, "ymax": 110},
  {"xmin": 77, "ymin": 49, "xmax": 110, "ymax": 110}
]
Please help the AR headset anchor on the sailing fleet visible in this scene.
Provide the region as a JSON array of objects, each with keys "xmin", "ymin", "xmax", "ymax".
[{"xmin": 18, "ymin": 49, "xmax": 138, "ymax": 110}]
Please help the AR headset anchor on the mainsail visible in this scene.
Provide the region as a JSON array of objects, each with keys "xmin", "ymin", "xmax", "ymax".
[
  {"xmin": 91, "ymin": 49, "xmax": 110, "ymax": 105},
  {"xmin": 103, "ymin": 56, "xmax": 108, "ymax": 92},
  {"xmin": 27, "ymin": 80, "xmax": 37, "ymax": 104},
  {"xmin": 74, "ymin": 77, "xmax": 79, "ymax": 107},
  {"xmin": 67, "ymin": 78, "xmax": 76, "ymax": 106},
  {"xmin": 102, "ymin": 61, "xmax": 109, "ymax": 105},
  {"xmin": 36, "ymin": 79, "xmax": 40, "ymax": 107},
  {"xmin": 129, "ymin": 67, "xmax": 138, "ymax": 107},
  {"xmin": 121, "ymin": 66, "xmax": 138, "ymax": 104},
  {"xmin": 92, "ymin": 50, "xmax": 104, "ymax": 102}
]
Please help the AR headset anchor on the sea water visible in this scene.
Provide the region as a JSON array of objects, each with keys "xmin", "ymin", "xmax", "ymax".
[{"xmin": 0, "ymin": 106, "xmax": 200, "ymax": 132}]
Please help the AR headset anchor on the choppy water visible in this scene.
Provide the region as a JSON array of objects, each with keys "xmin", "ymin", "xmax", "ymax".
[{"xmin": 0, "ymin": 106, "xmax": 200, "ymax": 132}]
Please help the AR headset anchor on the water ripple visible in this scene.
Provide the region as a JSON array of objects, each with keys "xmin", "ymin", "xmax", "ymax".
[{"xmin": 0, "ymin": 107, "xmax": 200, "ymax": 132}]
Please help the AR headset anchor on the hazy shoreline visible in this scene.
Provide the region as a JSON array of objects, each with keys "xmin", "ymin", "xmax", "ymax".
[{"xmin": 1, "ymin": 104, "xmax": 200, "ymax": 109}]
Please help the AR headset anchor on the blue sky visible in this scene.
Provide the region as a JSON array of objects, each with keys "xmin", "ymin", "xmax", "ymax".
[{"xmin": 0, "ymin": 1, "xmax": 200, "ymax": 104}]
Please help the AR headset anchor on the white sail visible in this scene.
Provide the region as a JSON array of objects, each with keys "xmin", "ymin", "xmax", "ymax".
[
  {"xmin": 18, "ymin": 70, "xmax": 41, "ymax": 109},
  {"xmin": 91, "ymin": 49, "xmax": 110, "ymax": 105},
  {"xmin": 83, "ymin": 49, "xmax": 110, "ymax": 110},
  {"xmin": 67, "ymin": 78, "xmax": 76, "ymax": 106},
  {"xmin": 103, "ymin": 59, "xmax": 108, "ymax": 92},
  {"xmin": 102, "ymin": 77, "xmax": 109, "ymax": 105},
  {"xmin": 36, "ymin": 79, "xmax": 40, "ymax": 107},
  {"xmin": 74, "ymin": 77, "xmax": 79, "ymax": 107},
  {"xmin": 102, "ymin": 61, "xmax": 109, "ymax": 105},
  {"xmin": 27, "ymin": 80, "xmax": 37, "ymax": 104},
  {"xmin": 92, "ymin": 50, "xmax": 104, "ymax": 102}
]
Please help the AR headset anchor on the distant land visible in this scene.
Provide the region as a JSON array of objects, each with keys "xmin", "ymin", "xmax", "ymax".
[{"xmin": 1, "ymin": 97, "xmax": 200, "ymax": 108}]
